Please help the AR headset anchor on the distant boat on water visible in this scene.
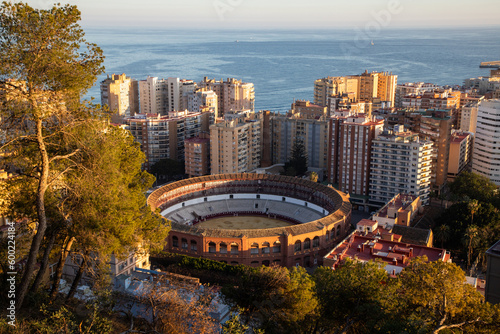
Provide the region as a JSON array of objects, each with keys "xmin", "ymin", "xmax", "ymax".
[{"xmin": 371, "ymin": 40, "xmax": 374, "ymax": 46}]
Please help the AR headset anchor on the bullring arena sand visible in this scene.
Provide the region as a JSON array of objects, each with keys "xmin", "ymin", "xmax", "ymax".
[{"xmin": 195, "ymin": 215, "xmax": 294, "ymax": 230}]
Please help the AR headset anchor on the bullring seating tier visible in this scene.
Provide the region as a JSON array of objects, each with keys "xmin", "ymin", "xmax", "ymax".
[{"xmin": 166, "ymin": 199, "xmax": 323, "ymax": 225}]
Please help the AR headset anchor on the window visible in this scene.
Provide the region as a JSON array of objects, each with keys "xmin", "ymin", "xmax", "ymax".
[
  {"xmin": 172, "ymin": 236, "xmax": 179, "ymax": 248},
  {"xmin": 304, "ymin": 238, "xmax": 311, "ymax": 250},
  {"xmin": 231, "ymin": 243, "xmax": 239, "ymax": 255},
  {"xmin": 208, "ymin": 242, "xmax": 216, "ymax": 253},
  {"xmin": 313, "ymin": 236, "xmax": 320, "ymax": 248},
  {"xmin": 256, "ymin": 194, "xmax": 260, "ymax": 199},
  {"xmin": 220, "ymin": 242, "xmax": 227, "ymax": 254},
  {"xmin": 181, "ymin": 238, "xmax": 188, "ymax": 249},
  {"xmin": 251, "ymin": 243, "xmax": 259, "ymax": 255},
  {"xmin": 273, "ymin": 241, "xmax": 281, "ymax": 253},
  {"xmin": 230, "ymin": 194, "xmax": 234, "ymax": 199},
  {"xmin": 262, "ymin": 242, "xmax": 270, "ymax": 254},
  {"xmin": 336, "ymin": 225, "xmax": 341, "ymax": 236},
  {"xmin": 294, "ymin": 240, "xmax": 302, "ymax": 252},
  {"xmin": 190, "ymin": 240, "xmax": 197, "ymax": 251}
]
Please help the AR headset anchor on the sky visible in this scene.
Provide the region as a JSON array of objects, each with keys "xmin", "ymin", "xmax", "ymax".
[{"xmin": 22, "ymin": 0, "xmax": 500, "ymax": 29}]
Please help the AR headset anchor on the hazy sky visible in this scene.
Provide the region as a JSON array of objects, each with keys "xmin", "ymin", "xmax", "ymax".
[{"xmin": 22, "ymin": 0, "xmax": 500, "ymax": 29}]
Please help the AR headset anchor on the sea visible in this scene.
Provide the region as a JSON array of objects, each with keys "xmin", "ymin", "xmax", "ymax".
[{"xmin": 84, "ymin": 27, "xmax": 500, "ymax": 112}]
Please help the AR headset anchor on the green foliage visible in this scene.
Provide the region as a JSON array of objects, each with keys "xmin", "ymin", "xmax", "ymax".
[
  {"xmin": 449, "ymin": 171, "xmax": 497, "ymax": 204},
  {"xmin": 222, "ymin": 312, "xmax": 249, "ymax": 334},
  {"xmin": 397, "ymin": 258, "xmax": 496, "ymax": 333},
  {"xmin": 313, "ymin": 259, "xmax": 399, "ymax": 333},
  {"xmin": 0, "ymin": 1, "xmax": 104, "ymax": 95}
]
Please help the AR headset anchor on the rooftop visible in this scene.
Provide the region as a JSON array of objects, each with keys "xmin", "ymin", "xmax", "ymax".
[{"xmin": 324, "ymin": 230, "xmax": 450, "ymax": 274}]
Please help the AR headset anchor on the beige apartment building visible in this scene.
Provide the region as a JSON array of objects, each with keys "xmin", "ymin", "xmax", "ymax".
[
  {"xmin": 447, "ymin": 131, "xmax": 473, "ymax": 182},
  {"xmin": 100, "ymin": 73, "xmax": 139, "ymax": 122},
  {"xmin": 314, "ymin": 71, "xmax": 397, "ymax": 108},
  {"xmin": 199, "ymin": 77, "xmax": 255, "ymax": 117},
  {"xmin": 210, "ymin": 112, "xmax": 262, "ymax": 174},
  {"xmin": 126, "ymin": 110, "xmax": 214, "ymax": 170}
]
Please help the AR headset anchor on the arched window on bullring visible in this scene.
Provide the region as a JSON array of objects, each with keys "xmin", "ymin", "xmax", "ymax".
[
  {"xmin": 304, "ymin": 238, "xmax": 311, "ymax": 250},
  {"xmin": 313, "ymin": 236, "xmax": 320, "ymax": 248},
  {"xmin": 325, "ymin": 231, "xmax": 330, "ymax": 241},
  {"xmin": 230, "ymin": 242, "xmax": 239, "ymax": 255},
  {"xmin": 172, "ymin": 236, "xmax": 179, "ymax": 248},
  {"xmin": 251, "ymin": 243, "xmax": 259, "ymax": 255},
  {"xmin": 231, "ymin": 261, "xmax": 239, "ymax": 265},
  {"xmin": 294, "ymin": 240, "xmax": 302, "ymax": 252},
  {"xmin": 208, "ymin": 242, "xmax": 216, "ymax": 253},
  {"xmin": 336, "ymin": 225, "xmax": 341, "ymax": 236},
  {"xmin": 181, "ymin": 238, "xmax": 188, "ymax": 249},
  {"xmin": 273, "ymin": 241, "xmax": 281, "ymax": 253},
  {"xmin": 190, "ymin": 240, "xmax": 197, "ymax": 252},
  {"xmin": 262, "ymin": 260, "xmax": 270, "ymax": 266},
  {"xmin": 251, "ymin": 261, "xmax": 260, "ymax": 267},
  {"xmin": 273, "ymin": 259, "xmax": 281, "ymax": 265},
  {"xmin": 262, "ymin": 242, "xmax": 270, "ymax": 254},
  {"xmin": 220, "ymin": 242, "xmax": 228, "ymax": 254}
]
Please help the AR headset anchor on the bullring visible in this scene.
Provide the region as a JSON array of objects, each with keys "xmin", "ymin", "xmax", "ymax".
[{"xmin": 147, "ymin": 173, "xmax": 352, "ymax": 267}]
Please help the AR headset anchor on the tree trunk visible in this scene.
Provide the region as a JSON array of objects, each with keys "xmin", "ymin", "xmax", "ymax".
[
  {"xmin": 29, "ymin": 229, "xmax": 57, "ymax": 294},
  {"xmin": 49, "ymin": 236, "xmax": 75, "ymax": 300},
  {"xmin": 66, "ymin": 251, "xmax": 88, "ymax": 301},
  {"xmin": 17, "ymin": 118, "xmax": 50, "ymax": 310}
]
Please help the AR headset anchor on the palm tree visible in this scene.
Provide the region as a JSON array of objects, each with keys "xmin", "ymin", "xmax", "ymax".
[
  {"xmin": 464, "ymin": 225, "xmax": 479, "ymax": 271},
  {"xmin": 468, "ymin": 199, "xmax": 480, "ymax": 226},
  {"xmin": 434, "ymin": 224, "xmax": 450, "ymax": 249}
]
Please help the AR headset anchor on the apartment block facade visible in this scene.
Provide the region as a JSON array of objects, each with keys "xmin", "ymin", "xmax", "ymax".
[
  {"xmin": 447, "ymin": 131, "xmax": 473, "ymax": 182},
  {"xmin": 185, "ymin": 132, "xmax": 211, "ymax": 178},
  {"xmin": 210, "ymin": 113, "xmax": 262, "ymax": 174},
  {"xmin": 369, "ymin": 125, "xmax": 432, "ymax": 206},
  {"xmin": 270, "ymin": 113, "xmax": 330, "ymax": 170},
  {"xmin": 472, "ymin": 99, "xmax": 500, "ymax": 185},
  {"xmin": 314, "ymin": 71, "xmax": 397, "ymax": 108},
  {"xmin": 199, "ymin": 77, "xmax": 255, "ymax": 117},
  {"xmin": 100, "ymin": 73, "xmax": 139, "ymax": 122},
  {"xmin": 126, "ymin": 111, "xmax": 214, "ymax": 170},
  {"xmin": 337, "ymin": 115, "xmax": 384, "ymax": 199}
]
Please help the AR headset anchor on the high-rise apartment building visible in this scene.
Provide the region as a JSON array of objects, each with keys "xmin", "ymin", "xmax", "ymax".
[
  {"xmin": 395, "ymin": 82, "xmax": 440, "ymax": 108},
  {"xmin": 418, "ymin": 110, "xmax": 452, "ymax": 192},
  {"xmin": 199, "ymin": 77, "xmax": 254, "ymax": 117},
  {"xmin": 460, "ymin": 101, "xmax": 480, "ymax": 133},
  {"xmin": 472, "ymin": 99, "xmax": 500, "ymax": 185},
  {"xmin": 185, "ymin": 132, "xmax": 210, "ymax": 178},
  {"xmin": 126, "ymin": 110, "xmax": 214, "ymax": 170},
  {"xmin": 314, "ymin": 71, "xmax": 397, "ymax": 108},
  {"xmin": 369, "ymin": 125, "xmax": 432, "ymax": 206},
  {"xmin": 337, "ymin": 114, "xmax": 384, "ymax": 200},
  {"xmin": 100, "ymin": 73, "xmax": 139, "ymax": 122},
  {"xmin": 187, "ymin": 89, "xmax": 218, "ymax": 117},
  {"xmin": 447, "ymin": 131, "xmax": 473, "ymax": 182},
  {"xmin": 138, "ymin": 76, "xmax": 196, "ymax": 115},
  {"xmin": 270, "ymin": 112, "xmax": 330, "ymax": 170},
  {"xmin": 210, "ymin": 112, "xmax": 262, "ymax": 174}
]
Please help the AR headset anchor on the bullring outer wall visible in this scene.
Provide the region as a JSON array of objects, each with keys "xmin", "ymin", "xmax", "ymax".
[{"xmin": 147, "ymin": 173, "xmax": 352, "ymax": 268}]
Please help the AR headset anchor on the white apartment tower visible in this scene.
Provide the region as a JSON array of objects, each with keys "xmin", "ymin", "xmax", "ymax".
[
  {"xmin": 472, "ymin": 99, "xmax": 500, "ymax": 185},
  {"xmin": 369, "ymin": 125, "xmax": 433, "ymax": 206},
  {"xmin": 139, "ymin": 77, "xmax": 197, "ymax": 115}
]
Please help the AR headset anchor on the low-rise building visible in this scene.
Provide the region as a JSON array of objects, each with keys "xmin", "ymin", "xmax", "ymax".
[
  {"xmin": 371, "ymin": 194, "xmax": 423, "ymax": 228},
  {"xmin": 485, "ymin": 239, "xmax": 500, "ymax": 304},
  {"xmin": 323, "ymin": 219, "xmax": 450, "ymax": 274}
]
